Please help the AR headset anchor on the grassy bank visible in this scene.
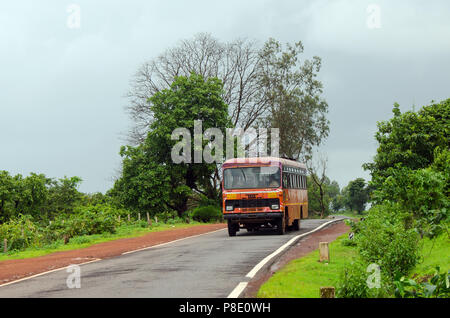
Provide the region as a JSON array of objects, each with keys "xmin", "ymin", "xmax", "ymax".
[
  {"xmin": 0, "ymin": 221, "xmax": 211, "ymax": 261},
  {"xmin": 257, "ymin": 231, "xmax": 450, "ymax": 298},
  {"xmin": 413, "ymin": 233, "xmax": 450, "ymax": 278},
  {"xmin": 257, "ymin": 234, "xmax": 356, "ymax": 298}
]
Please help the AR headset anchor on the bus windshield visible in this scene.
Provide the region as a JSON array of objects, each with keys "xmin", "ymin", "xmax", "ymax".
[{"xmin": 223, "ymin": 166, "xmax": 281, "ymax": 189}]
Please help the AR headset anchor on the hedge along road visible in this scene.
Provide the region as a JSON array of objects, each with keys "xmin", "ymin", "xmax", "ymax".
[{"xmin": 0, "ymin": 218, "xmax": 345, "ymax": 298}]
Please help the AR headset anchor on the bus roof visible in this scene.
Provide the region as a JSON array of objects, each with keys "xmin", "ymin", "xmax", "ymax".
[{"xmin": 222, "ymin": 157, "xmax": 306, "ymax": 169}]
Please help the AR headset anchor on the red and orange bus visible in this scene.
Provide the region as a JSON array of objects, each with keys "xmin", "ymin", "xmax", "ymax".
[{"xmin": 222, "ymin": 157, "xmax": 308, "ymax": 236}]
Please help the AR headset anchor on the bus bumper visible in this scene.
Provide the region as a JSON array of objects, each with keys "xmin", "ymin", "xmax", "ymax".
[{"xmin": 223, "ymin": 212, "xmax": 283, "ymax": 221}]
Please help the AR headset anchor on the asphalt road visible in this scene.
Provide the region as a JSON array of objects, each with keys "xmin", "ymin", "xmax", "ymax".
[{"xmin": 0, "ymin": 218, "xmax": 343, "ymax": 298}]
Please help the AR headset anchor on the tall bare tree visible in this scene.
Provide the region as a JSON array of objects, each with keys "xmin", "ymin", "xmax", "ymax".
[
  {"xmin": 307, "ymin": 153, "xmax": 328, "ymax": 218},
  {"xmin": 126, "ymin": 33, "xmax": 270, "ymax": 144}
]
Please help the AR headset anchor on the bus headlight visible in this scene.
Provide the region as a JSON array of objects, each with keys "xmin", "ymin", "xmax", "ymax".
[
  {"xmin": 271, "ymin": 204, "xmax": 280, "ymax": 210},
  {"xmin": 226, "ymin": 205, "xmax": 234, "ymax": 211}
]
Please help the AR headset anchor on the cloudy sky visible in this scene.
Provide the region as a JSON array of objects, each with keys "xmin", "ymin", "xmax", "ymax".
[{"xmin": 1, "ymin": 0, "xmax": 449, "ymax": 193}]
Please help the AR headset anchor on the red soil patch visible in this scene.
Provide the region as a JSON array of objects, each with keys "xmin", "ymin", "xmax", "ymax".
[
  {"xmin": 0, "ymin": 223, "xmax": 226, "ymax": 285},
  {"xmin": 243, "ymin": 221, "xmax": 350, "ymax": 298}
]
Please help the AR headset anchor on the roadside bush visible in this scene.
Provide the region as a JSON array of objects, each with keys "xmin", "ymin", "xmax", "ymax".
[
  {"xmin": 394, "ymin": 267, "xmax": 450, "ymax": 298},
  {"xmin": 134, "ymin": 220, "xmax": 150, "ymax": 228},
  {"xmin": 166, "ymin": 217, "xmax": 184, "ymax": 225},
  {"xmin": 337, "ymin": 261, "xmax": 373, "ymax": 298},
  {"xmin": 341, "ymin": 238, "xmax": 357, "ymax": 247},
  {"xmin": 354, "ymin": 203, "xmax": 420, "ymax": 279},
  {"xmin": 373, "ymin": 165, "xmax": 449, "ymax": 238},
  {"xmin": 337, "ymin": 260, "xmax": 391, "ymax": 298},
  {"xmin": 192, "ymin": 205, "xmax": 222, "ymax": 223},
  {"xmin": 47, "ymin": 204, "xmax": 121, "ymax": 240},
  {"xmin": 0, "ymin": 214, "xmax": 42, "ymax": 251},
  {"xmin": 154, "ymin": 210, "xmax": 178, "ymax": 223}
]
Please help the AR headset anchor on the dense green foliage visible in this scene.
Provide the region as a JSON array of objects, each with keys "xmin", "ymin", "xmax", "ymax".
[
  {"xmin": 0, "ymin": 203, "xmax": 124, "ymax": 251},
  {"xmin": 394, "ymin": 267, "xmax": 450, "ymax": 298},
  {"xmin": 336, "ymin": 260, "xmax": 389, "ymax": 298},
  {"xmin": 191, "ymin": 205, "xmax": 222, "ymax": 223},
  {"xmin": 111, "ymin": 73, "xmax": 230, "ymax": 218},
  {"xmin": 353, "ymin": 204, "xmax": 420, "ymax": 278},
  {"xmin": 336, "ymin": 99, "xmax": 449, "ymax": 298},
  {"xmin": 0, "ymin": 172, "xmax": 83, "ymax": 223},
  {"xmin": 363, "ymin": 98, "xmax": 449, "ymax": 195},
  {"xmin": 344, "ymin": 178, "xmax": 370, "ymax": 213}
]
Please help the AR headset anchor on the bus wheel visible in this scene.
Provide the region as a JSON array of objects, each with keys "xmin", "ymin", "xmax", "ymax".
[
  {"xmin": 228, "ymin": 220, "xmax": 238, "ymax": 237},
  {"xmin": 276, "ymin": 217, "xmax": 285, "ymax": 235},
  {"xmin": 292, "ymin": 219, "xmax": 300, "ymax": 231}
]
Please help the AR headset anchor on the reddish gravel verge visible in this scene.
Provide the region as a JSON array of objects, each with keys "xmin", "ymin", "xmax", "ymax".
[{"xmin": 0, "ymin": 223, "xmax": 226, "ymax": 285}]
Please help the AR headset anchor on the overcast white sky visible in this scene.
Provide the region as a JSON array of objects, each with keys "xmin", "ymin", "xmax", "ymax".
[{"xmin": 1, "ymin": 0, "xmax": 449, "ymax": 193}]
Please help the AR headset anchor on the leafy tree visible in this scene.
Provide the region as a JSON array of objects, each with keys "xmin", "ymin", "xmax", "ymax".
[
  {"xmin": 345, "ymin": 178, "xmax": 369, "ymax": 214},
  {"xmin": 14, "ymin": 173, "xmax": 49, "ymax": 218},
  {"xmin": 46, "ymin": 176, "xmax": 83, "ymax": 217},
  {"xmin": 1, "ymin": 171, "xmax": 83, "ymax": 222},
  {"xmin": 363, "ymin": 99, "xmax": 450, "ymax": 192},
  {"xmin": 113, "ymin": 73, "xmax": 230, "ymax": 217},
  {"xmin": 331, "ymin": 194, "xmax": 345, "ymax": 213},
  {"xmin": 259, "ymin": 39, "xmax": 329, "ymax": 160},
  {"xmin": 0, "ymin": 171, "xmax": 15, "ymax": 222},
  {"xmin": 328, "ymin": 180, "xmax": 340, "ymax": 199},
  {"xmin": 109, "ymin": 147, "xmax": 175, "ymax": 215}
]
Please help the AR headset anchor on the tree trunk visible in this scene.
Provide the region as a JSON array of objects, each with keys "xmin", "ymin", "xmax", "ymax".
[{"xmin": 319, "ymin": 185, "xmax": 325, "ymax": 218}]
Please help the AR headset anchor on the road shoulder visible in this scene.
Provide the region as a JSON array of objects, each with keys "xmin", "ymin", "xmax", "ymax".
[
  {"xmin": 0, "ymin": 223, "xmax": 226, "ymax": 286},
  {"xmin": 242, "ymin": 221, "xmax": 350, "ymax": 298}
]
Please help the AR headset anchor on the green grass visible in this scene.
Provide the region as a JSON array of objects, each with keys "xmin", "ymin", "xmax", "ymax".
[
  {"xmin": 257, "ymin": 234, "xmax": 357, "ymax": 298},
  {"xmin": 257, "ymin": 229, "xmax": 449, "ymax": 298},
  {"xmin": 0, "ymin": 221, "xmax": 212, "ymax": 261},
  {"xmin": 412, "ymin": 232, "xmax": 450, "ymax": 279}
]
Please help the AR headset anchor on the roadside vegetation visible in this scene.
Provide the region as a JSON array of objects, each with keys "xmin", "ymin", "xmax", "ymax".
[
  {"xmin": 258, "ymin": 234, "xmax": 357, "ymax": 298},
  {"xmin": 0, "ymin": 173, "xmax": 224, "ymax": 259},
  {"xmin": 258, "ymin": 230, "xmax": 449, "ymax": 298},
  {"xmin": 0, "ymin": 220, "xmax": 205, "ymax": 262},
  {"xmin": 259, "ymin": 99, "xmax": 450, "ymax": 298}
]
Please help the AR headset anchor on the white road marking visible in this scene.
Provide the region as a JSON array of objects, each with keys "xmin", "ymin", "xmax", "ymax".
[
  {"xmin": 0, "ymin": 258, "xmax": 102, "ymax": 288},
  {"xmin": 226, "ymin": 218, "xmax": 344, "ymax": 298},
  {"xmin": 246, "ymin": 219, "xmax": 342, "ymax": 278},
  {"xmin": 227, "ymin": 282, "xmax": 248, "ymax": 298},
  {"xmin": 0, "ymin": 227, "xmax": 227, "ymax": 288}
]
